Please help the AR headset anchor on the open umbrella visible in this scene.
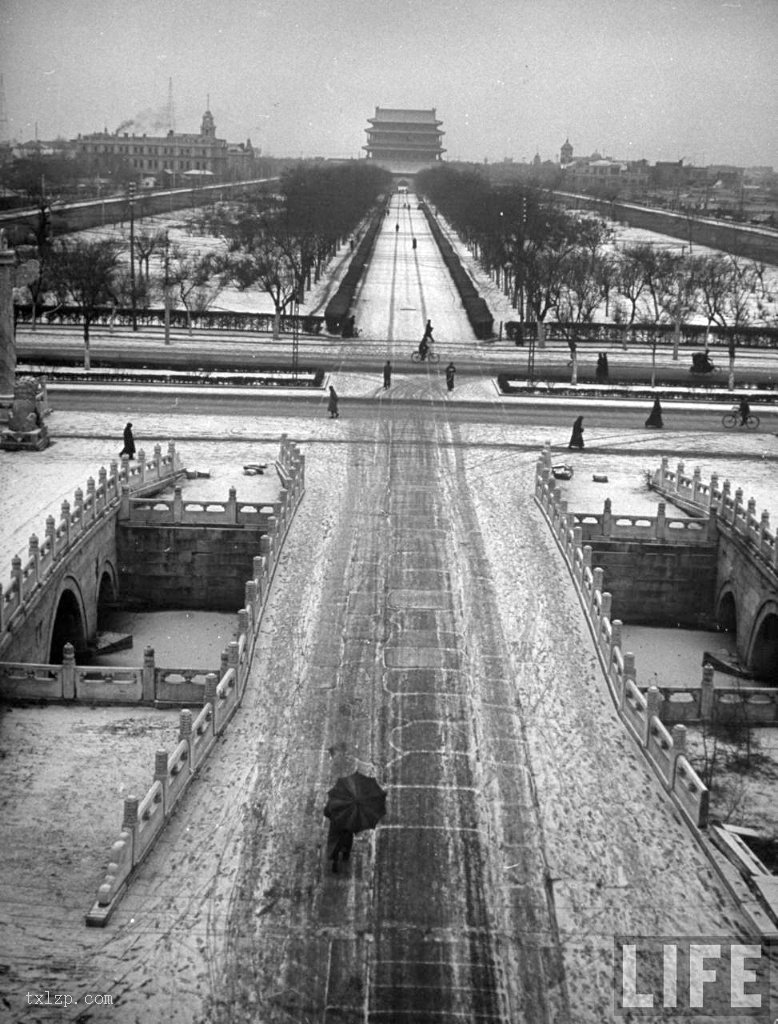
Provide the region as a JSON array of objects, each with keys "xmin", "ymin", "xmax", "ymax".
[{"xmin": 324, "ymin": 772, "xmax": 387, "ymax": 834}]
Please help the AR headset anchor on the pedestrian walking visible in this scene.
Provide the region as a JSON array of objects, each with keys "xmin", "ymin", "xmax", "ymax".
[
  {"xmin": 119, "ymin": 422, "xmax": 136, "ymax": 459},
  {"xmin": 383, "ymin": 360, "xmax": 392, "ymax": 389},
  {"xmin": 395, "ymin": 222, "xmax": 400, "ymax": 234},
  {"xmin": 327, "ymin": 386, "xmax": 340, "ymax": 419},
  {"xmin": 568, "ymin": 415, "xmax": 585, "ymax": 449},
  {"xmin": 645, "ymin": 397, "xmax": 663, "ymax": 428},
  {"xmin": 327, "ymin": 822, "xmax": 354, "ymax": 874},
  {"xmin": 595, "ymin": 352, "xmax": 609, "ymax": 384},
  {"xmin": 445, "ymin": 361, "xmax": 456, "ymax": 392},
  {"xmin": 412, "ymin": 237, "xmax": 417, "ymax": 250}
]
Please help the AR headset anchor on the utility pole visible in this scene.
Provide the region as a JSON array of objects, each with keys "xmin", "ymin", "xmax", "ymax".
[
  {"xmin": 128, "ymin": 182, "xmax": 137, "ymax": 332},
  {"xmin": 163, "ymin": 231, "xmax": 171, "ymax": 345}
]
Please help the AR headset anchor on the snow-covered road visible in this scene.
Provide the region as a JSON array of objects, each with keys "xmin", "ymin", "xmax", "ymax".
[{"xmin": 1, "ymin": 193, "xmax": 777, "ymax": 1022}]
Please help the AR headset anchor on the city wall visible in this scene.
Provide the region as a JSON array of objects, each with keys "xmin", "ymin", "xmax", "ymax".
[{"xmin": 556, "ymin": 191, "xmax": 778, "ymax": 265}]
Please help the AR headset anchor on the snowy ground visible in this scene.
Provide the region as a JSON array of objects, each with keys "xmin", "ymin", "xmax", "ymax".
[{"xmin": 2, "ymin": 191, "xmax": 778, "ymax": 1021}]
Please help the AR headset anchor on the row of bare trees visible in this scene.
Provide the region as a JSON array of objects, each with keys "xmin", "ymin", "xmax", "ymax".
[
  {"xmin": 13, "ymin": 161, "xmax": 392, "ymax": 361},
  {"xmin": 417, "ymin": 165, "xmax": 776, "ymax": 381}
]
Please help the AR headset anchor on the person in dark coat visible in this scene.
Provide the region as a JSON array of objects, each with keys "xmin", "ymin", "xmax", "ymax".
[
  {"xmin": 326, "ymin": 821, "xmax": 353, "ymax": 874},
  {"xmin": 119, "ymin": 422, "xmax": 136, "ymax": 459},
  {"xmin": 327, "ymin": 386, "xmax": 340, "ymax": 419},
  {"xmin": 445, "ymin": 362, "xmax": 456, "ymax": 392},
  {"xmin": 645, "ymin": 397, "xmax": 664, "ymax": 428},
  {"xmin": 383, "ymin": 360, "xmax": 392, "ymax": 389},
  {"xmin": 568, "ymin": 415, "xmax": 585, "ymax": 449},
  {"xmin": 422, "ymin": 320, "xmax": 434, "ymax": 343}
]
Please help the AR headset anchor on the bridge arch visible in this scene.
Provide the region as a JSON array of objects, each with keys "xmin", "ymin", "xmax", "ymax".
[
  {"xmin": 96, "ymin": 561, "xmax": 119, "ymax": 630},
  {"xmin": 715, "ymin": 584, "xmax": 738, "ymax": 635},
  {"xmin": 747, "ymin": 600, "xmax": 778, "ymax": 685},
  {"xmin": 48, "ymin": 581, "xmax": 88, "ymax": 663}
]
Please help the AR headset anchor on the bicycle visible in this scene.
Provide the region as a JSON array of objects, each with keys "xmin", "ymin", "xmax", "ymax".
[
  {"xmin": 722, "ymin": 408, "xmax": 760, "ymax": 429},
  {"xmin": 411, "ymin": 348, "xmax": 440, "ymax": 363}
]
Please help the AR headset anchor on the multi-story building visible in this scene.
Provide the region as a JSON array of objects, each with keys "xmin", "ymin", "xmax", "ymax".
[
  {"xmin": 363, "ymin": 108, "xmax": 445, "ymax": 174},
  {"xmin": 74, "ymin": 109, "xmax": 257, "ymax": 184}
]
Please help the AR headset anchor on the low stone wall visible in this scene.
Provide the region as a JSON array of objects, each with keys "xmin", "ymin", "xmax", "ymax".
[
  {"xmin": 535, "ymin": 445, "xmax": 710, "ymax": 829},
  {"xmin": 85, "ymin": 436, "xmax": 305, "ymax": 925}
]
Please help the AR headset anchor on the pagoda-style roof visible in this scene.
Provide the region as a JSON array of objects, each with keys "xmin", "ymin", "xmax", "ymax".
[{"xmin": 369, "ymin": 107, "xmax": 442, "ymax": 126}]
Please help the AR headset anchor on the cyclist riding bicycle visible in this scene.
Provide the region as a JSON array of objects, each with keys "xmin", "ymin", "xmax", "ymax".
[
  {"xmin": 418, "ymin": 337, "xmax": 430, "ymax": 361},
  {"xmin": 738, "ymin": 396, "xmax": 751, "ymax": 426}
]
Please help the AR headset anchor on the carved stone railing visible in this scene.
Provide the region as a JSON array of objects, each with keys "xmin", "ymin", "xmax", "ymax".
[
  {"xmin": 535, "ymin": 444, "xmax": 710, "ymax": 830},
  {"xmin": 82, "ymin": 436, "xmax": 305, "ymax": 925},
  {"xmin": 0, "ymin": 442, "xmax": 184, "ymax": 640},
  {"xmin": 652, "ymin": 458, "xmax": 778, "ymax": 575}
]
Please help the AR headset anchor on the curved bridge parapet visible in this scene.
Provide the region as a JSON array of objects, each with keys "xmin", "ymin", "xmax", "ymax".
[{"xmin": 0, "ymin": 442, "xmax": 184, "ymax": 661}]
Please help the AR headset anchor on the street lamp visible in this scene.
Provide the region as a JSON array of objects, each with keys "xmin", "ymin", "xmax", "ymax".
[{"xmin": 128, "ymin": 182, "xmax": 137, "ymax": 332}]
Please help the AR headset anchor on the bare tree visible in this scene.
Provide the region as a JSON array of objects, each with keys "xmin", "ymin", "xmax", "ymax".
[
  {"xmin": 167, "ymin": 247, "xmax": 222, "ymax": 335},
  {"xmin": 46, "ymin": 237, "xmax": 122, "ymax": 367},
  {"xmin": 696, "ymin": 255, "xmax": 760, "ymax": 388}
]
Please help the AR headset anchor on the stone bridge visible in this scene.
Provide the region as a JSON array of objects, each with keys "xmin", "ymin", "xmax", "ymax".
[
  {"xmin": 652, "ymin": 459, "xmax": 778, "ymax": 682},
  {"xmin": 0, "ymin": 443, "xmax": 184, "ymax": 665}
]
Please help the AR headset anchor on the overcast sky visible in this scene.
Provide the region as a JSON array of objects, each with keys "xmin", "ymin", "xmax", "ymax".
[{"xmin": 1, "ymin": 0, "xmax": 776, "ymax": 167}]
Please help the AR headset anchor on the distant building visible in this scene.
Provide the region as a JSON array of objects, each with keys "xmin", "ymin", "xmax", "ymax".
[
  {"xmin": 363, "ymin": 107, "xmax": 445, "ymax": 174},
  {"xmin": 560, "ymin": 138, "xmax": 573, "ymax": 165},
  {"xmin": 74, "ymin": 109, "xmax": 257, "ymax": 184}
]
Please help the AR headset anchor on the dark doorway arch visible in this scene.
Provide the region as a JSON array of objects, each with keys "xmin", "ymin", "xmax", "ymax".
[
  {"xmin": 96, "ymin": 569, "xmax": 117, "ymax": 630},
  {"xmin": 49, "ymin": 589, "xmax": 87, "ymax": 663},
  {"xmin": 716, "ymin": 590, "xmax": 737, "ymax": 635},
  {"xmin": 750, "ymin": 612, "xmax": 778, "ymax": 685}
]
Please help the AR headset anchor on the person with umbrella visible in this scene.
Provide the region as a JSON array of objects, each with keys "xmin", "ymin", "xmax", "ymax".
[{"xmin": 324, "ymin": 771, "xmax": 387, "ymax": 874}]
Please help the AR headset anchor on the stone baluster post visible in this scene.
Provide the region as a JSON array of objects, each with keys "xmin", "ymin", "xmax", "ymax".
[
  {"xmin": 573, "ymin": 525, "xmax": 583, "ymax": 554},
  {"xmin": 154, "ymin": 750, "xmax": 169, "ymax": 813},
  {"xmin": 60, "ymin": 500, "xmax": 71, "ymax": 549},
  {"xmin": 709, "ymin": 473, "xmax": 719, "ymax": 512},
  {"xmin": 153, "ymin": 443, "xmax": 162, "ymax": 476},
  {"xmin": 61, "ymin": 641, "xmax": 76, "ymax": 699},
  {"xmin": 692, "ymin": 466, "xmax": 701, "ymax": 503},
  {"xmin": 45, "ymin": 515, "xmax": 56, "ymax": 558},
  {"xmin": 122, "ymin": 796, "xmax": 140, "ymax": 857},
  {"xmin": 237, "ymin": 608, "xmax": 250, "ymax": 638},
  {"xmin": 656, "ymin": 501, "xmax": 666, "ymax": 541},
  {"xmin": 179, "ymin": 708, "xmax": 193, "ymax": 744},
  {"xmin": 120, "ymin": 454, "xmax": 130, "ymax": 483},
  {"xmin": 204, "ymin": 673, "xmax": 218, "ymax": 708},
  {"xmin": 227, "ymin": 486, "xmax": 237, "ymax": 524},
  {"xmin": 173, "ymin": 485, "xmax": 183, "ymax": 524},
  {"xmin": 671, "ymin": 724, "xmax": 687, "ymax": 784},
  {"xmin": 245, "ymin": 580, "xmax": 257, "ymax": 615},
  {"xmin": 759, "ymin": 511, "xmax": 770, "ymax": 556},
  {"xmin": 10, "ymin": 557, "xmax": 22, "ymax": 602},
  {"xmin": 675, "ymin": 461, "xmax": 685, "ymax": 493},
  {"xmin": 28, "ymin": 534, "xmax": 40, "ymax": 583},
  {"xmin": 137, "ymin": 448, "xmax": 146, "ymax": 483},
  {"xmin": 645, "ymin": 686, "xmax": 662, "ymax": 746},
  {"xmin": 106, "ymin": 464, "xmax": 115, "ymax": 506},
  {"xmin": 700, "ymin": 664, "xmax": 715, "ymax": 722},
  {"xmin": 142, "ymin": 646, "xmax": 156, "ymax": 703},
  {"xmin": 602, "ymin": 498, "xmax": 612, "ymax": 538},
  {"xmin": 601, "ymin": 592, "xmax": 612, "ymax": 621},
  {"xmin": 73, "ymin": 487, "xmax": 84, "ymax": 528},
  {"xmin": 733, "ymin": 488, "xmax": 744, "ymax": 530},
  {"xmin": 719, "ymin": 479, "xmax": 731, "ymax": 516},
  {"xmin": 220, "ymin": 649, "xmax": 229, "ymax": 682},
  {"xmin": 253, "ymin": 555, "xmax": 265, "ymax": 603},
  {"xmin": 120, "ymin": 483, "xmax": 131, "ymax": 521},
  {"xmin": 611, "ymin": 619, "xmax": 623, "ymax": 655},
  {"xmin": 658, "ymin": 456, "xmax": 669, "ymax": 488},
  {"xmin": 86, "ymin": 476, "xmax": 96, "ymax": 519}
]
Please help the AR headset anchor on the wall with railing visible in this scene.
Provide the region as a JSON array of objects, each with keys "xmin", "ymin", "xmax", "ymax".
[
  {"xmin": 652, "ymin": 458, "xmax": 778, "ymax": 575},
  {"xmin": 0, "ymin": 442, "xmax": 184, "ymax": 649},
  {"xmin": 85, "ymin": 436, "xmax": 305, "ymax": 925},
  {"xmin": 535, "ymin": 445, "xmax": 710, "ymax": 829}
]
